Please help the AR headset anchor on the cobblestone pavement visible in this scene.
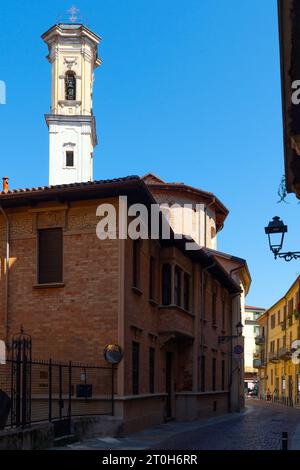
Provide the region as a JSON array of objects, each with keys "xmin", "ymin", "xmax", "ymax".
[
  {"xmin": 61, "ymin": 399, "xmax": 300, "ymax": 451},
  {"xmin": 152, "ymin": 399, "xmax": 300, "ymax": 450}
]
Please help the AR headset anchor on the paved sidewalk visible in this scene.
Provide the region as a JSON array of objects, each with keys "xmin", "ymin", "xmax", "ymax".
[{"xmin": 55, "ymin": 407, "xmax": 253, "ymax": 450}]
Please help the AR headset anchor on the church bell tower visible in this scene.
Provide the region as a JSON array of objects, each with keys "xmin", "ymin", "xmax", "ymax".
[{"xmin": 42, "ymin": 22, "xmax": 101, "ymax": 185}]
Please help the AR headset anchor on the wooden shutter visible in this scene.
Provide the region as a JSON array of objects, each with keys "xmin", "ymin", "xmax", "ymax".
[{"xmin": 38, "ymin": 228, "xmax": 63, "ymax": 284}]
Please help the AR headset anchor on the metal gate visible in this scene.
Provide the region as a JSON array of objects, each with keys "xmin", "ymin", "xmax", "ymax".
[{"xmin": 10, "ymin": 328, "xmax": 32, "ymax": 428}]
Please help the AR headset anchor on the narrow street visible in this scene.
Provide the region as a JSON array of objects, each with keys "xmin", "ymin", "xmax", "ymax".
[
  {"xmin": 63, "ymin": 399, "xmax": 300, "ymax": 451},
  {"xmin": 152, "ymin": 399, "xmax": 300, "ymax": 450}
]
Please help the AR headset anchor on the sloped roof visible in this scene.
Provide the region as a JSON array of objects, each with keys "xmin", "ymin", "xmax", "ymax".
[{"xmin": 142, "ymin": 173, "xmax": 228, "ymax": 231}]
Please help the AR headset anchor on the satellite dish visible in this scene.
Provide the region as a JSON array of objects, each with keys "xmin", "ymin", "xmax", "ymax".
[{"xmin": 104, "ymin": 344, "xmax": 123, "ymax": 364}]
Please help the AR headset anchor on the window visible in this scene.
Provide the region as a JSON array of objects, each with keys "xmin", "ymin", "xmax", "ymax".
[
  {"xmin": 132, "ymin": 240, "xmax": 140, "ymax": 288},
  {"xmin": 162, "ymin": 264, "xmax": 171, "ymax": 306},
  {"xmin": 288, "ymin": 299, "xmax": 293, "ymax": 325},
  {"xmin": 212, "ymin": 358, "xmax": 216, "ymax": 391},
  {"xmin": 174, "ymin": 266, "xmax": 181, "ymax": 306},
  {"xmin": 149, "ymin": 256, "xmax": 155, "ymax": 300},
  {"xmin": 222, "ymin": 300, "xmax": 226, "ymax": 330},
  {"xmin": 277, "ymin": 338, "xmax": 280, "ymax": 353},
  {"xmin": 66, "ymin": 150, "xmax": 74, "ymax": 167},
  {"xmin": 221, "ymin": 360, "xmax": 225, "ymax": 391},
  {"xmin": 183, "ymin": 273, "xmax": 190, "ymax": 311},
  {"xmin": 149, "ymin": 347, "xmax": 155, "ymax": 393},
  {"xmin": 271, "ymin": 314, "xmax": 276, "ymax": 329},
  {"xmin": 212, "ymin": 292, "xmax": 217, "ymax": 326},
  {"xmin": 288, "ymin": 298, "xmax": 294, "ymax": 316},
  {"xmin": 277, "ymin": 310, "xmax": 281, "ymax": 325},
  {"xmin": 200, "ymin": 356, "xmax": 206, "ymax": 392},
  {"xmin": 65, "ymin": 71, "xmax": 76, "ymax": 100},
  {"xmin": 38, "ymin": 228, "xmax": 63, "ymax": 284},
  {"xmin": 132, "ymin": 342, "xmax": 139, "ymax": 395}
]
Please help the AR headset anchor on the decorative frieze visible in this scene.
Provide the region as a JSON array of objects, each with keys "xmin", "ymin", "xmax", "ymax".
[
  {"xmin": 68, "ymin": 209, "xmax": 98, "ymax": 231},
  {"xmin": 37, "ymin": 211, "xmax": 65, "ymax": 229},
  {"xmin": 10, "ymin": 215, "xmax": 34, "ymax": 238}
]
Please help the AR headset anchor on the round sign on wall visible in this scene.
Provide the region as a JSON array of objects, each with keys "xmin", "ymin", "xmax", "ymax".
[
  {"xmin": 104, "ymin": 344, "xmax": 123, "ymax": 364},
  {"xmin": 233, "ymin": 344, "xmax": 244, "ymax": 355}
]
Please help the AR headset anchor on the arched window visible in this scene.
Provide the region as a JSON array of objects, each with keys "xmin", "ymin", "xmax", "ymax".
[{"xmin": 65, "ymin": 71, "xmax": 76, "ymax": 100}]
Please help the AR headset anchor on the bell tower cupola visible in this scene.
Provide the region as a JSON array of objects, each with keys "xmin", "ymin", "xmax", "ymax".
[{"xmin": 42, "ymin": 21, "xmax": 101, "ymax": 185}]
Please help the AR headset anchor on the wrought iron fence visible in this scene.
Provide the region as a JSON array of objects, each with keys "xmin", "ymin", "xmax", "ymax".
[{"xmin": 0, "ymin": 356, "xmax": 116, "ymax": 435}]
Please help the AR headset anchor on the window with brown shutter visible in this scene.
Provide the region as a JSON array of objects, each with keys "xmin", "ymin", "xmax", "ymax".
[{"xmin": 38, "ymin": 228, "xmax": 63, "ymax": 284}]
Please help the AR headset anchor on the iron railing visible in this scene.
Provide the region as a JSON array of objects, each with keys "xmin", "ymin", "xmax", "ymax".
[{"xmin": 0, "ymin": 356, "xmax": 116, "ymax": 436}]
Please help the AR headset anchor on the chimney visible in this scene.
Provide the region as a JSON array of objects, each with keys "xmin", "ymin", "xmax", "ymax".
[{"xmin": 2, "ymin": 176, "xmax": 9, "ymax": 193}]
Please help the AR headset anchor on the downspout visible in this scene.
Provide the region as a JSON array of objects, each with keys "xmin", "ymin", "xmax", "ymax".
[
  {"xmin": 229, "ymin": 265, "xmax": 243, "ymax": 412},
  {"xmin": 0, "ymin": 204, "xmax": 9, "ymax": 343},
  {"xmin": 228, "ymin": 291, "xmax": 242, "ymax": 412}
]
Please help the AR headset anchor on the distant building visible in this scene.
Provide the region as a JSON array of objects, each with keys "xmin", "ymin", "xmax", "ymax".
[
  {"xmin": 243, "ymin": 306, "xmax": 265, "ymax": 392},
  {"xmin": 257, "ymin": 276, "xmax": 300, "ymax": 403}
]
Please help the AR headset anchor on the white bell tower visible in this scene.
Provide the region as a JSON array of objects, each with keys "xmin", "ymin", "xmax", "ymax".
[{"xmin": 42, "ymin": 23, "xmax": 101, "ymax": 185}]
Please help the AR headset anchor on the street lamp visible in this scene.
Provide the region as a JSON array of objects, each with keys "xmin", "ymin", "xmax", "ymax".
[
  {"xmin": 264, "ymin": 216, "xmax": 300, "ymax": 261},
  {"xmin": 218, "ymin": 321, "xmax": 244, "ymax": 344}
]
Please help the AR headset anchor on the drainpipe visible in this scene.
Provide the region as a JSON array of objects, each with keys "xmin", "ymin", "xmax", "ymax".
[
  {"xmin": 228, "ymin": 291, "xmax": 243, "ymax": 412},
  {"xmin": 0, "ymin": 204, "xmax": 9, "ymax": 343},
  {"xmin": 229, "ymin": 265, "xmax": 243, "ymax": 412}
]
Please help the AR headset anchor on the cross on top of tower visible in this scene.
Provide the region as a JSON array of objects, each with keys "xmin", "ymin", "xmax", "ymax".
[{"xmin": 68, "ymin": 5, "xmax": 80, "ymax": 23}]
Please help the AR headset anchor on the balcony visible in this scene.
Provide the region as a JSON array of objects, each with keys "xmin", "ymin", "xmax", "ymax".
[
  {"xmin": 280, "ymin": 320, "xmax": 286, "ymax": 331},
  {"xmin": 278, "ymin": 347, "xmax": 292, "ymax": 360},
  {"xmin": 158, "ymin": 305, "xmax": 195, "ymax": 341},
  {"xmin": 255, "ymin": 336, "xmax": 265, "ymax": 346},
  {"xmin": 269, "ymin": 351, "xmax": 280, "ymax": 363},
  {"xmin": 253, "ymin": 359, "xmax": 262, "ymax": 368},
  {"xmin": 253, "ymin": 358, "xmax": 267, "ymax": 368}
]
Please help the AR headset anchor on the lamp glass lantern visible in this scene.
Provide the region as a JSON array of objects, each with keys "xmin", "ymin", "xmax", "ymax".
[{"xmin": 264, "ymin": 216, "xmax": 287, "ymax": 256}]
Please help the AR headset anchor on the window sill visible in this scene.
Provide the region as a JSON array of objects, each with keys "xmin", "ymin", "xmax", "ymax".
[
  {"xmin": 158, "ymin": 304, "xmax": 194, "ymax": 317},
  {"xmin": 33, "ymin": 282, "xmax": 65, "ymax": 289},
  {"xmin": 131, "ymin": 286, "xmax": 143, "ymax": 296}
]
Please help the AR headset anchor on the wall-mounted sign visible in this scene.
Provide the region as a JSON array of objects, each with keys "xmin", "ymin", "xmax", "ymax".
[
  {"xmin": 233, "ymin": 344, "xmax": 244, "ymax": 355},
  {"xmin": 104, "ymin": 344, "xmax": 123, "ymax": 364}
]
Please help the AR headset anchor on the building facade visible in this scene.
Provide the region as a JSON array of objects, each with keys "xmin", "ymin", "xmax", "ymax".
[
  {"xmin": 256, "ymin": 276, "xmax": 300, "ymax": 404},
  {"xmin": 243, "ymin": 306, "xmax": 265, "ymax": 392},
  {"xmin": 0, "ymin": 175, "xmax": 251, "ymax": 431},
  {"xmin": 278, "ymin": 0, "xmax": 300, "ymax": 199}
]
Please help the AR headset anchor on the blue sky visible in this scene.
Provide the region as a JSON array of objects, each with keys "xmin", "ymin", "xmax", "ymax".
[{"xmin": 0, "ymin": 0, "xmax": 299, "ymax": 309}]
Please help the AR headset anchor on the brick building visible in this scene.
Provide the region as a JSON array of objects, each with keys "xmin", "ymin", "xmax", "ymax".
[{"xmin": 0, "ymin": 175, "xmax": 250, "ymax": 431}]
